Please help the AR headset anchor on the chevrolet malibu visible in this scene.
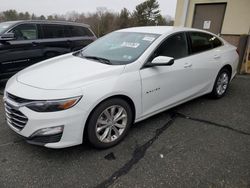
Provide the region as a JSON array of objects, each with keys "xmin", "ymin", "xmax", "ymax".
[{"xmin": 3, "ymin": 26, "xmax": 239, "ymax": 149}]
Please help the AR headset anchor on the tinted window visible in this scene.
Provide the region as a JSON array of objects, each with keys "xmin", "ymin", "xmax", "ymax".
[
  {"xmin": 210, "ymin": 36, "xmax": 222, "ymax": 48},
  {"xmin": 68, "ymin": 26, "xmax": 93, "ymax": 37},
  {"xmin": 42, "ymin": 24, "xmax": 65, "ymax": 38},
  {"xmin": 152, "ymin": 32, "xmax": 188, "ymax": 60},
  {"xmin": 189, "ymin": 32, "xmax": 217, "ymax": 53},
  {"xmin": 85, "ymin": 28, "xmax": 94, "ymax": 37},
  {"xmin": 10, "ymin": 24, "xmax": 37, "ymax": 40},
  {"xmin": 64, "ymin": 26, "xmax": 71, "ymax": 37}
]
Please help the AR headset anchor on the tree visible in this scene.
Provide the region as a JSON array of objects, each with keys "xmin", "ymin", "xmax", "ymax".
[
  {"xmin": 47, "ymin": 15, "xmax": 54, "ymax": 20},
  {"xmin": 96, "ymin": 7, "xmax": 117, "ymax": 37},
  {"xmin": 24, "ymin": 12, "xmax": 30, "ymax": 20},
  {"xmin": 118, "ymin": 8, "xmax": 131, "ymax": 29},
  {"xmin": 31, "ymin": 13, "xmax": 36, "ymax": 20},
  {"xmin": 132, "ymin": 0, "xmax": 166, "ymax": 26},
  {"xmin": 2, "ymin": 10, "xmax": 18, "ymax": 21},
  {"xmin": 0, "ymin": 1, "xmax": 169, "ymax": 34},
  {"xmin": 39, "ymin": 15, "xmax": 46, "ymax": 20},
  {"xmin": 0, "ymin": 12, "xmax": 4, "ymax": 22},
  {"xmin": 66, "ymin": 11, "xmax": 79, "ymax": 22}
]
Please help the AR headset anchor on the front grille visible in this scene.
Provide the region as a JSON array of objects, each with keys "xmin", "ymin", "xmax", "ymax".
[{"xmin": 4, "ymin": 102, "xmax": 28, "ymax": 131}]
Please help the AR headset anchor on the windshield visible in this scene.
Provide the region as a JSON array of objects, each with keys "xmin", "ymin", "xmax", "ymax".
[
  {"xmin": 80, "ymin": 32, "xmax": 160, "ymax": 65},
  {"xmin": 0, "ymin": 22, "xmax": 13, "ymax": 35}
]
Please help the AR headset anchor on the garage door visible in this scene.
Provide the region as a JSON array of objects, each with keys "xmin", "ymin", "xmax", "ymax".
[{"xmin": 192, "ymin": 3, "xmax": 227, "ymax": 34}]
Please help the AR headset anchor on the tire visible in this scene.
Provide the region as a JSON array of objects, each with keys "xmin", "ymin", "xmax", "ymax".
[
  {"xmin": 87, "ymin": 98, "xmax": 133, "ymax": 149},
  {"xmin": 210, "ymin": 68, "xmax": 231, "ymax": 99}
]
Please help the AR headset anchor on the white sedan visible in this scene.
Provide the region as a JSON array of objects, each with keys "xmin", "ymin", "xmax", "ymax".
[{"xmin": 3, "ymin": 26, "xmax": 238, "ymax": 149}]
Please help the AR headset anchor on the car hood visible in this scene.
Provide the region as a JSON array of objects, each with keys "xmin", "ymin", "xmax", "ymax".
[{"xmin": 17, "ymin": 53, "xmax": 125, "ymax": 90}]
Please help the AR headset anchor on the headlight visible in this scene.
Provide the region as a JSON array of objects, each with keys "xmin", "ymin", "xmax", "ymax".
[{"xmin": 26, "ymin": 96, "xmax": 82, "ymax": 112}]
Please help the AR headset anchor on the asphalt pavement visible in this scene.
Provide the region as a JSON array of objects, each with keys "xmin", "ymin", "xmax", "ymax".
[{"xmin": 0, "ymin": 75, "xmax": 249, "ymax": 188}]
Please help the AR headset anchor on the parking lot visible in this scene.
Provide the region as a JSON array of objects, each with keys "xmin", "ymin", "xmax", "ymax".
[{"xmin": 0, "ymin": 75, "xmax": 249, "ymax": 188}]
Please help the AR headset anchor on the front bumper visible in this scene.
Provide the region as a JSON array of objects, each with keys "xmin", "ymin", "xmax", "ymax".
[{"xmin": 4, "ymin": 96, "xmax": 88, "ymax": 148}]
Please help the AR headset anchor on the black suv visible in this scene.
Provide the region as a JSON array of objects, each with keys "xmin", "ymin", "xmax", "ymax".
[{"xmin": 0, "ymin": 20, "xmax": 96, "ymax": 79}]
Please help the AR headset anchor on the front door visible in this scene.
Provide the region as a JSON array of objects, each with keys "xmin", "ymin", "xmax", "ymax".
[
  {"xmin": 0, "ymin": 23, "xmax": 43, "ymax": 76},
  {"xmin": 140, "ymin": 32, "xmax": 196, "ymax": 116}
]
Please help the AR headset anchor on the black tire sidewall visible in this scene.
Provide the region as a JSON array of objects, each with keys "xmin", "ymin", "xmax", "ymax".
[{"xmin": 87, "ymin": 98, "xmax": 133, "ymax": 149}]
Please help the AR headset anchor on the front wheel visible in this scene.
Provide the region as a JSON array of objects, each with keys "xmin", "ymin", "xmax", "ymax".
[
  {"xmin": 210, "ymin": 68, "xmax": 230, "ymax": 98},
  {"xmin": 87, "ymin": 98, "xmax": 133, "ymax": 148}
]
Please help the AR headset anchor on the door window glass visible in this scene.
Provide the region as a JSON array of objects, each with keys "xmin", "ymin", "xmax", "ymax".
[
  {"xmin": 189, "ymin": 32, "xmax": 214, "ymax": 53},
  {"xmin": 84, "ymin": 28, "xmax": 94, "ymax": 37},
  {"xmin": 10, "ymin": 24, "xmax": 37, "ymax": 40},
  {"xmin": 64, "ymin": 25, "xmax": 71, "ymax": 37},
  {"xmin": 42, "ymin": 24, "xmax": 65, "ymax": 38},
  {"xmin": 70, "ymin": 26, "xmax": 87, "ymax": 37},
  {"xmin": 151, "ymin": 32, "xmax": 188, "ymax": 60},
  {"xmin": 210, "ymin": 36, "xmax": 222, "ymax": 48}
]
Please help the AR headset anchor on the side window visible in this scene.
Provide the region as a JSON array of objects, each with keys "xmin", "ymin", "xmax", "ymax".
[
  {"xmin": 10, "ymin": 24, "xmax": 37, "ymax": 40},
  {"xmin": 64, "ymin": 25, "xmax": 71, "ymax": 37},
  {"xmin": 151, "ymin": 32, "xmax": 188, "ymax": 60},
  {"xmin": 84, "ymin": 28, "xmax": 94, "ymax": 37},
  {"xmin": 70, "ymin": 26, "xmax": 87, "ymax": 37},
  {"xmin": 189, "ymin": 32, "xmax": 213, "ymax": 53},
  {"xmin": 210, "ymin": 36, "xmax": 223, "ymax": 48},
  {"xmin": 42, "ymin": 24, "xmax": 65, "ymax": 38}
]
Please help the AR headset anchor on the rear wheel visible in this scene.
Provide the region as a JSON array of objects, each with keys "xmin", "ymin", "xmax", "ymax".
[
  {"xmin": 87, "ymin": 98, "xmax": 133, "ymax": 148},
  {"xmin": 210, "ymin": 68, "xmax": 230, "ymax": 98}
]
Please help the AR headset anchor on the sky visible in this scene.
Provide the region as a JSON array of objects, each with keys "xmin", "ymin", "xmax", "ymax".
[{"xmin": 0, "ymin": 0, "xmax": 177, "ymax": 18}]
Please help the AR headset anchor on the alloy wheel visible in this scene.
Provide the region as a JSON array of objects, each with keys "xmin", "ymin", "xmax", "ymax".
[
  {"xmin": 216, "ymin": 72, "xmax": 229, "ymax": 96},
  {"xmin": 95, "ymin": 105, "xmax": 128, "ymax": 143}
]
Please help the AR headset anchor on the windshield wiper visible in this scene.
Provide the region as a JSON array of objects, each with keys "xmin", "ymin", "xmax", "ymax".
[{"xmin": 83, "ymin": 56, "xmax": 112, "ymax": 65}]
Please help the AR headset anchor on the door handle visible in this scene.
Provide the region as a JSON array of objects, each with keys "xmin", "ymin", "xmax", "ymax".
[
  {"xmin": 214, "ymin": 54, "xmax": 221, "ymax": 59},
  {"xmin": 184, "ymin": 63, "xmax": 192, "ymax": 68}
]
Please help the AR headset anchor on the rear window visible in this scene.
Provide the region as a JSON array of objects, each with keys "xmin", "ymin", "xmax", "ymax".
[
  {"xmin": 210, "ymin": 36, "xmax": 223, "ymax": 48},
  {"xmin": 189, "ymin": 32, "xmax": 223, "ymax": 54},
  {"xmin": 41, "ymin": 24, "xmax": 65, "ymax": 38},
  {"xmin": 189, "ymin": 32, "xmax": 213, "ymax": 53},
  {"xmin": 65, "ymin": 25, "xmax": 94, "ymax": 37}
]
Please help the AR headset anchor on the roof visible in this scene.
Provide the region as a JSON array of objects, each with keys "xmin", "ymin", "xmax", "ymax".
[
  {"xmin": 117, "ymin": 26, "xmax": 210, "ymax": 35},
  {"xmin": 1, "ymin": 20, "xmax": 90, "ymax": 27}
]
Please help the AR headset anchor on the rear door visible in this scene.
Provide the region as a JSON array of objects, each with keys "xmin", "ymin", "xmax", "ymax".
[
  {"xmin": 0, "ymin": 23, "xmax": 43, "ymax": 76},
  {"xmin": 39, "ymin": 24, "xmax": 71, "ymax": 58},
  {"xmin": 187, "ymin": 31, "xmax": 223, "ymax": 91}
]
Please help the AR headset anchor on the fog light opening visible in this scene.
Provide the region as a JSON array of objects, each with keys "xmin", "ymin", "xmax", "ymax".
[{"xmin": 31, "ymin": 125, "xmax": 64, "ymax": 137}]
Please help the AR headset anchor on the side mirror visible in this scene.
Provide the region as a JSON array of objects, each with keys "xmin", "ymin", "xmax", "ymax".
[
  {"xmin": 147, "ymin": 56, "xmax": 174, "ymax": 67},
  {"xmin": 0, "ymin": 33, "xmax": 15, "ymax": 41}
]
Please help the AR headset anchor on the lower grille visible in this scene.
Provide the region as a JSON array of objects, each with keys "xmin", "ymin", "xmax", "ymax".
[
  {"xmin": 4, "ymin": 102, "xmax": 28, "ymax": 131},
  {"xmin": 27, "ymin": 133, "xmax": 62, "ymax": 144}
]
